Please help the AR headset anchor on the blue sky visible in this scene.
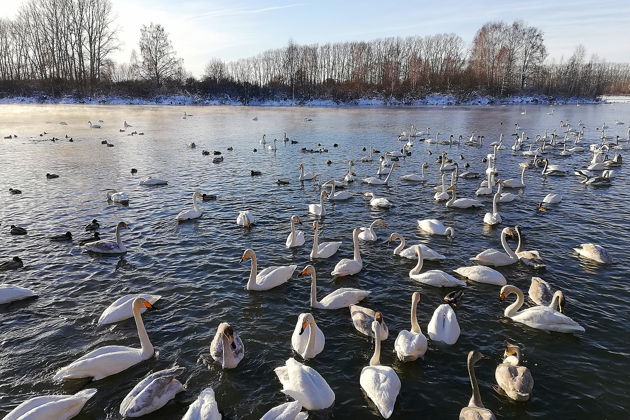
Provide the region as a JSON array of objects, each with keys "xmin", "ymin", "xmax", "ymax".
[{"xmin": 2, "ymin": 0, "xmax": 629, "ymax": 76}]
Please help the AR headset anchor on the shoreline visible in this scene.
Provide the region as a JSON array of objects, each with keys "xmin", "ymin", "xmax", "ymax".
[{"xmin": 0, "ymin": 93, "xmax": 617, "ymax": 108}]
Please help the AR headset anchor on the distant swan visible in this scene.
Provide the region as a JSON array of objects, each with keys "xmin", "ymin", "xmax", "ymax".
[
  {"xmin": 331, "ymin": 228, "xmax": 364, "ymax": 277},
  {"xmin": 84, "ymin": 221, "xmax": 128, "ymax": 255},
  {"xmin": 573, "ymin": 243, "xmax": 612, "ymax": 263},
  {"xmin": 286, "ymin": 215, "xmax": 305, "ymax": 248},
  {"xmin": 88, "ymin": 121, "xmax": 101, "ymax": 128},
  {"xmin": 236, "ymin": 210, "xmax": 256, "ymax": 227},
  {"xmin": 409, "ymin": 246, "xmax": 465, "ymax": 287},
  {"xmin": 417, "ymin": 219, "xmax": 454, "ymax": 237},
  {"xmin": 364, "ymin": 192, "xmax": 392, "ymax": 208},
  {"xmin": 176, "ymin": 192, "xmax": 204, "ymax": 222},
  {"xmin": 310, "ymin": 221, "xmax": 342, "ymax": 259}
]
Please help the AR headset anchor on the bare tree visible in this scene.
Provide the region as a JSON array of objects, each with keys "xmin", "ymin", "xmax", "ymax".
[{"xmin": 138, "ymin": 23, "xmax": 182, "ymax": 87}]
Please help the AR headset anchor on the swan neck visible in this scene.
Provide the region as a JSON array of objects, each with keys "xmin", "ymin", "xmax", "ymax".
[
  {"xmin": 384, "ymin": 165, "xmax": 394, "ymax": 183},
  {"xmin": 192, "ymin": 193, "xmax": 200, "ymax": 212},
  {"xmin": 221, "ymin": 333, "xmax": 236, "ymax": 368},
  {"xmin": 410, "ymin": 247, "xmax": 424, "ymax": 275},
  {"xmin": 393, "ymin": 235, "xmax": 405, "ymax": 255},
  {"xmin": 115, "ymin": 225, "xmax": 122, "ymax": 248},
  {"xmin": 306, "ymin": 319, "xmax": 317, "ymax": 356},
  {"xmin": 500, "ymin": 229, "xmax": 518, "ymax": 260},
  {"xmin": 492, "ymin": 190, "xmax": 500, "ymax": 214},
  {"xmin": 353, "ymin": 230, "xmax": 361, "ymax": 261},
  {"xmin": 311, "ymin": 226, "xmax": 319, "ymax": 257},
  {"xmin": 133, "ymin": 303, "xmax": 153, "ymax": 357},
  {"xmin": 514, "ymin": 229, "xmax": 523, "ymax": 253},
  {"xmin": 369, "ymin": 331, "xmax": 382, "ymax": 366},
  {"xmin": 468, "ymin": 357, "xmax": 484, "ymax": 408},
  {"xmin": 247, "ymin": 254, "xmax": 258, "ymax": 289},
  {"xmin": 310, "ymin": 271, "xmax": 318, "ymax": 307},
  {"xmin": 410, "ymin": 298, "xmax": 421, "ymax": 333},
  {"xmin": 505, "ymin": 287, "xmax": 525, "ymax": 317}
]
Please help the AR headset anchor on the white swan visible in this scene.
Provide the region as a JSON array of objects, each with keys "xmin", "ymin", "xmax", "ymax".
[
  {"xmin": 359, "ymin": 219, "xmax": 386, "ymax": 241},
  {"xmin": 139, "ymin": 176, "xmax": 168, "ymax": 186},
  {"xmin": 428, "ymin": 291, "xmax": 462, "ymax": 345},
  {"xmin": 327, "ymin": 180, "xmax": 353, "ymax": 200},
  {"xmin": 310, "ymin": 221, "xmax": 342, "ymax": 259},
  {"xmin": 302, "ymin": 265, "xmax": 369, "ymax": 309},
  {"xmin": 483, "ymin": 183, "xmax": 502, "ymax": 225},
  {"xmin": 268, "ymin": 138, "xmax": 278, "ymax": 151},
  {"xmin": 274, "ymin": 358, "xmax": 335, "ymax": 410},
  {"xmin": 387, "ymin": 232, "xmax": 446, "ymax": 260},
  {"xmin": 299, "ymin": 163, "xmax": 318, "ymax": 181},
  {"xmin": 495, "ymin": 343, "xmax": 534, "ymax": 402},
  {"xmin": 453, "ymin": 265, "xmax": 506, "ymax": 286},
  {"xmin": 360, "ymin": 320, "xmax": 401, "ymax": 419},
  {"xmin": 84, "ymin": 221, "xmax": 128, "ymax": 255},
  {"xmin": 459, "ymin": 351, "xmax": 496, "ymax": 420},
  {"xmin": 362, "ymin": 163, "xmax": 399, "ymax": 185},
  {"xmin": 364, "ymin": 192, "xmax": 392, "ymax": 208},
  {"xmin": 401, "ymin": 162, "xmax": 429, "ymax": 182},
  {"xmin": 331, "ymin": 228, "xmax": 364, "ymax": 277},
  {"xmin": 261, "ymin": 401, "xmax": 307, "ymax": 420},
  {"xmin": 241, "ymin": 249, "xmax": 296, "ymax": 291},
  {"xmin": 409, "ymin": 246, "xmax": 465, "ymax": 287},
  {"xmin": 349, "ymin": 306, "xmax": 389, "ymax": 339},
  {"xmin": 107, "ymin": 190, "xmax": 130, "ymax": 205},
  {"xmin": 499, "ymin": 285, "xmax": 585, "ymax": 333},
  {"xmin": 286, "ymin": 215, "xmax": 305, "ymax": 248},
  {"xmin": 182, "ymin": 387, "xmax": 221, "ymax": 420},
  {"xmin": 0, "ymin": 284, "xmax": 37, "ymax": 305},
  {"xmin": 541, "ymin": 159, "xmax": 566, "ymax": 176},
  {"xmin": 512, "ymin": 225, "xmax": 545, "ymax": 267},
  {"xmin": 88, "ymin": 120, "xmax": 101, "ymax": 128},
  {"xmin": 236, "ymin": 210, "xmax": 255, "ymax": 227},
  {"xmin": 394, "ymin": 292, "xmax": 428, "ymax": 362},
  {"xmin": 502, "ymin": 166, "xmax": 526, "ymax": 188},
  {"xmin": 417, "ymin": 219, "xmax": 454, "ymax": 237},
  {"xmin": 98, "ymin": 294, "xmax": 161, "ymax": 325},
  {"xmin": 260, "ymin": 134, "xmax": 266, "ymax": 144},
  {"xmin": 434, "ymin": 173, "xmax": 450, "ymax": 202},
  {"xmin": 119, "ymin": 367, "xmax": 184, "ymax": 417},
  {"xmin": 498, "ymin": 192, "xmax": 519, "ymax": 203},
  {"xmin": 4, "ymin": 389, "xmax": 97, "ymax": 420},
  {"xmin": 291, "ymin": 313, "xmax": 325, "ymax": 359},
  {"xmin": 447, "ymin": 186, "xmax": 484, "ymax": 209},
  {"xmin": 210, "ymin": 322, "xmax": 245, "ymax": 369},
  {"xmin": 54, "ymin": 298, "xmax": 154, "ymax": 381},
  {"xmin": 308, "ymin": 190, "xmax": 328, "ymax": 216},
  {"xmin": 176, "ymin": 192, "xmax": 204, "ymax": 222},
  {"xmin": 470, "ymin": 227, "xmax": 518, "ymax": 267},
  {"xmin": 542, "ymin": 193, "xmax": 562, "ymax": 204},
  {"xmin": 573, "ymin": 243, "xmax": 612, "ymax": 263}
]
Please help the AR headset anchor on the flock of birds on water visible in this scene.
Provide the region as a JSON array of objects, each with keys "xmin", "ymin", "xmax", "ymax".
[{"xmin": 1, "ymin": 112, "xmax": 628, "ymax": 420}]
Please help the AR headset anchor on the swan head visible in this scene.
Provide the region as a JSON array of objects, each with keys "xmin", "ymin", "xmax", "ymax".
[
  {"xmin": 218, "ymin": 323, "xmax": 238, "ymax": 350},
  {"xmin": 468, "ymin": 350, "xmax": 485, "ymax": 365},
  {"xmin": 363, "ymin": 192, "xmax": 375, "ymax": 199},
  {"xmin": 117, "ymin": 221, "xmax": 129, "ymax": 230},
  {"xmin": 132, "ymin": 297, "xmax": 153, "ymax": 311},
  {"xmin": 299, "ymin": 265, "xmax": 316, "ymax": 276},
  {"xmin": 503, "ymin": 343, "xmax": 521, "ymax": 364},
  {"xmin": 386, "ymin": 232, "xmax": 401, "ymax": 244},
  {"xmin": 371, "ymin": 319, "xmax": 383, "ymax": 339},
  {"xmin": 444, "ymin": 290, "xmax": 464, "ymax": 308},
  {"xmin": 291, "ymin": 215, "xmax": 302, "ymax": 225},
  {"xmin": 374, "ymin": 311, "xmax": 384, "ymax": 324},
  {"xmin": 320, "ymin": 190, "xmax": 329, "ymax": 198},
  {"xmin": 499, "ymin": 285, "xmax": 520, "ymax": 301},
  {"xmin": 552, "ymin": 290, "xmax": 566, "ymax": 313},
  {"xmin": 375, "ymin": 219, "xmax": 387, "ymax": 228},
  {"xmin": 240, "ymin": 248, "xmax": 256, "ymax": 262},
  {"xmin": 298, "ymin": 313, "xmax": 315, "ymax": 335},
  {"xmin": 312, "ymin": 221, "xmax": 319, "ymax": 230}
]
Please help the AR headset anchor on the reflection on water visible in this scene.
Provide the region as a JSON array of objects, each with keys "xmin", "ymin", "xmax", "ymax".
[{"xmin": 1, "ymin": 104, "xmax": 629, "ymax": 419}]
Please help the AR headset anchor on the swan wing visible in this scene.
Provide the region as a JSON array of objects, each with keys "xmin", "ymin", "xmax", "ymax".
[
  {"xmin": 0, "ymin": 285, "xmax": 37, "ymax": 304},
  {"xmin": 360, "ymin": 366, "xmax": 401, "ymax": 419},
  {"xmin": 428, "ymin": 304, "xmax": 460, "ymax": 345},
  {"xmin": 275, "ymin": 358, "xmax": 335, "ymax": 410},
  {"xmin": 54, "ymin": 347, "xmax": 143, "ymax": 380},
  {"xmin": 98, "ymin": 294, "xmax": 161, "ymax": 325},
  {"xmin": 528, "ymin": 277, "xmax": 552, "ymax": 305},
  {"xmin": 417, "ymin": 219, "xmax": 445, "ymax": 234},
  {"xmin": 261, "ymin": 401, "xmax": 303, "ymax": 420},
  {"xmin": 511, "ymin": 307, "xmax": 585, "ymax": 333},
  {"xmin": 453, "ymin": 266, "xmax": 506, "ymax": 285},
  {"xmin": 495, "ymin": 364, "xmax": 534, "ymax": 401},
  {"xmin": 317, "ymin": 241, "xmax": 342, "ymax": 258},
  {"xmin": 256, "ymin": 265, "xmax": 296, "ymax": 289},
  {"xmin": 120, "ymin": 367, "xmax": 185, "ymax": 417},
  {"xmin": 459, "ymin": 406, "xmax": 496, "ymax": 420},
  {"xmin": 394, "ymin": 330, "xmax": 427, "ymax": 361},
  {"xmin": 182, "ymin": 387, "xmax": 221, "ymax": 420},
  {"xmin": 4, "ymin": 389, "xmax": 97, "ymax": 420},
  {"xmin": 320, "ymin": 288, "xmax": 370, "ymax": 309}
]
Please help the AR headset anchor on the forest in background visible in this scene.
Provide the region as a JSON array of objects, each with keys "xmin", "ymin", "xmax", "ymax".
[{"xmin": 1, "ymin": 0, "xmax": 629, "ymax": 104}]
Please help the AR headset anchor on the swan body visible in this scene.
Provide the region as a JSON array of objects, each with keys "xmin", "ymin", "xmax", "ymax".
[
  {"xmin": 4, "ymin": 389, "xmax": 97, "ymax": 420},
  {"xmin": 410, "ymin": 246, "xmax": 465, "ymax": 287},
  {"xmin": 182, "ymin": 387, "xmax": 221, "ymax": 420},
  {"xmin": 261, "ymin": 401, "xmax": 307, "ymax": 420},
  {"xmin": 447, "ymin": 187, "xmax": 484, "ymax": 209},
  {"xmin": 331, "ymin": 228, "xmax": 364, "ymax": 277},
  {"xmin": 84, "ymin": 221, "xmax": 128, "ymax": 255},
  {"xmin": 401, "ymin": 162, "xmax": 428, "ymax": 182},
  {"xmin": 362, "ymin": 163, "xmax": 399, "ymax": 185},
  {"xmin": 54, "ymin": 298, "xmax": 155, "ymax": 381},
  {"xmin": 471, "ymin": 228, "xmax": 518, "ymax": 267},
  {"xmin": 286, "ymin": 216, "xmax": 305, "ymax": 248},
  {"xmin": 483, "ymin": 183, "xmax": 502, "ymax": 225},
  {"xmin": 291, "ymin": 313, "xmax": 325, "ymax": 359},
  {"xmin": 495, "ymin": 344, "xmax": 534, "ymax": 402},
  {"xmin": 434, "ymin": 173, "xmax": 450, "ymax": 201},
  {"xmin": 274, "ymin": 358, "xmax": 335, "ymax": 410},
  {"xmin": 364, "ymin": 192, "xmax": 392, "ymax": 208},
  {"xmin": 139, "ymin": 176, "xmax": 168, "ymax": 186},
  {"xmin": 502, "ymin": 166, "xmax": 526, "ymax": 188},
  {"xmin": 310, "ymin": 221, "xmax": 341, "ymax": 259},
  {"xmin": 394, "ymin": 292, "xmax": 428, "ymax": 361},
  {"xmin": 241, "ymin": 249, "xmax": 296, "ymax": 291},
  {"xmin": 359, "ymin": 219, "xmax": 386, "ymax": 241},
  {"xmin": 360, "ymin": 321, "xmax": 401, "ymax": 418},
  {"xmin": 453, "ymin": 266, "xmax": 506, "ymax": 286},
  {"xmin": 541, "ymin": 159, "xmax": 566, "ymax": 176},
  {"xmin": 299, "ymin": 164, "xmax": 318, "ymax": 181},
  {"xmin": 349, "ymin": 306, "xmax": 389, "ymax": 339},
  {"xmin": 542, "ymin": 193, "xmax": 562, "ymax": 204},
  {"xmin": 428, "ymin": 303, "xmax": 460, "ymax": 345},
  {"xmin": 88, "ymin": 121, "xmax": 101, "ymax": 128},
  {"xmin": 303, "ymin": 265, "xmax": 369, "ymax": 309},
  {"xmin": 388, "ymin": 233, "xmax": 446, "ymax": 260},
  {"xmin": 459, "ymin": 351, "xmax": 496, "ymax": 420},
  {"xmin": 308, "ymin": 191, "xmax": 328, "ymax": 216},
  {"xmin": 98, "ymin": 294, "xmax": 161, "ymax": 325},
  {"xmin": 119, "ymin": 367, "xmax": 184, "ymax": 417},
  {"xmin": 236, "ymin": 210, "xmax": 255, "ymax": 227},
  {"xmin": 328, "ymin": 182, "xmax": 353, "ymax": 200},
  {"xmin": 210, "ymin": 322, "xmax": 245, "ymax": 369},
  {"xmin": 417, "ymin": 219, "xmax": 454, "ymax": 237},
  {"xmin": 573, "ymin": 243, "xmax": 612, "ymax": 263},
  {"xmin": 176, "ymin": 192, "xmax": 204, "ymax": 221},
  {"xmin": 107, "ymin": 190, "xmax": 129, "ymax": 205},
  {"xmin": 0, "ymin": 284, "xmax": 37, "ymax": 305},
  {"xmin": 498, "ymin": 192, "xmax": 519, "ymax": 203}
]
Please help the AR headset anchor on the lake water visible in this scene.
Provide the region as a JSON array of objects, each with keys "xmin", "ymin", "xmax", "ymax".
[{"xmin": 1, "ymin": 103, "xmax": 629, "ymax": 419}]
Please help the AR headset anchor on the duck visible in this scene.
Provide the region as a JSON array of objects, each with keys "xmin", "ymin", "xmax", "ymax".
[
  {"xmin": 3, "ymin": 389, "xmax": 97, "ymax": 420},
  {"xmin": 542, "ymin": 193, "xmax": 562, "ymax": 204},
  {"xmin": 0, "ymin": 256, "xmax": 24, "ymax": 271},
  {"xmin": 98, "ymin": 294, "xmax": 161, "ymax": 325},
  {"xmin": 310, "ymin": 221, "xmax": 342, "ymax": 259},
  {"xmin": 358, "ymin": 219, "xmax": 386, "ymax": 241},
  {"xmin": 447, "ymin": 186, "xmax": 484, "ymax": 209},
  {"xmin": 495, "ymin": 344, "xmax": 534, "ymax": 402},
  {"xmin": 331, "ymin": 228, "xmax": 364, "ymax": 277},
  {"xmin": 84, "ymin": 221, "xmax": 128, "ymax": 255},
  {"xmin": 459, "ymin": 351, "xmax": 496, "ymax": 420},
  {"xmin": 46, "ymin": 173, "xmax": 59, "ymax": 179},
  {"xmin": 274, "ymin": 358, "xmax": 335, "ymax": 410},
  {"xmin": 394, "ymin": 292, "xmax": 428, "ymax": 361},
  {"xmin": 417, "ymin": 219, "xmax": 455, "ymax": 237},
  {"xmin": 241, "ymin": 249, "xmax": 296, "ymax": 291},
  {"xmin": 107, "ymin": 190, "xmax": 130, "ymax": 205},
  {"xmin": 298, "ymin": 163, "xmax": 318, "ymax": 181},
  {"xmin": 291, "ymin": 313, "xmax": 325, "ymax": 359},
  {"xmin": 483, "ymin": 183, "xmax": 503, "ymax": 225},
  {"xmin": 139, "ymin": 176, "xmax": 168, "ymax": 186},
  {"xmin": 0, "ymin": 284, "xmax": 36, "ymax": 304},
  {"xmin": 182, "ymin": 388, "xmax": 221, "ymax": 420},
  {"xmin": 428, "ymin": 291, "xmax": 463, "ymax": 345},
  {"xmin": 364, "ymin": 192, "xmax": 392, "ymax": 208},
  {"xmin": 10, "ymin": 225, "xmax": 27, "ymax": 235},
  {"xmin": 236, "ymin": 210, "xmax": 256, "ymax": 227},
  {"xmin": 8, "ymin": 188, "xmax": 22, "ymax": 194},
  {"xmin": 360, "ymin": 320, "xmax": 401, "ymax": 419},
  {"xmin": 387, "ymin": 232, "xmax": 446, "ymax": 260},
  {"xmin": 308, "ymin": 190, "xmax": 329, "ymax": 216},
  {"xmin": 350, "ymin": 306, "xmax": 389, "ymax": 339},
  {"xmin": 470, "ymin": 227, "xmax": 518, "ymax": 267},
  {"xmin": 78, "ymin": 232, "xmax": 100, "ymax": 245},
  {"xmin": 512, "ymin": 225, "xmax": 545, "ymax": 267},
  {"xmin": 285, "ymin": 215, "xmax": 305, "ymax": 248},
  {"xmin": 210, "ymin": 322, "xmax": 245, "ymax": 369},
  {"xmin": 119, "ymin": 367, "xmax": 184, "ymax": 417},
  {"xmin": 499, "ymin": 285, "xmax": 585, "ymax": 333},
  {"xmin": 53, "ymin": 298, "xmax": 155, "ymax": 381},
  {"xmin": 50, "ymin": 231, "xmax": 73, "ymax": 242},
  {"xmin": 453, "ymin": 265, "xmax": 506, "ymax": 286},
  {"xmin": 410, "ymin": 246, "xmax": 465, "ymax": 287},
  {"xmin": 362, "ymin": 163, "xmax": 399, "ymax": 185},
  {"xmin": 260, "ymin": 401, "xmax": 307, "ymax": 420},
  {"xmin": 175, "ymin": 192, "xmax": 204, "ymax": 222},
  {"xmin": 302, "ymin": 265, "xmax": 369, "ymax": 309},
  {"xmin": 573, "ymin": 243, "xmax": 612, "ymax": 263},
  {"xmin": 202, "ymin": 193, "xmax": 217, "ymax": 201}
]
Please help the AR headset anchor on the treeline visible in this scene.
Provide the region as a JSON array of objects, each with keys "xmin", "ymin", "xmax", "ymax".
[{"xmin": 0, "ymin": 0, "xmax": 628, "ymax": 101}]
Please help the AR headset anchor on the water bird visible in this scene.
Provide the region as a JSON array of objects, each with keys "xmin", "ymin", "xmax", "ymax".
[
  {"xmin": 236, "ymin": 210, "xmax": 255, "ymax": 227},
  {"xmin": 471, "ymin": 228, "xmax": 518, "ymax": 267},
  {"xmin": 88, "ymin": 121, "xmax": 101, "ymax": 128},
  {"xmin": 417, "ymin": 219, "xmax": 454, "ymax": 237},
  {"xmin": 410, "ymin": 246, "xmax": 465, "ymax": 287},
  {"xmin": 85, "ymin": 219, "xmax": 100, "ymax": 231},
  {"xmin": 241, "ymin": 248, "xmax": 296, "ymax": 291},
  {"xmin": 98, "ymin": 294, "xmax": 161, "ymax": 325},
  {"xmin": 10, "ymin": 225, "xmax": 27, "ymax": 235},
  {"xmin": 331, "ymin": 228, "xmax": 364, "ymax": 277},
  {"xmin": 50, "ymin": 231, "xmax": 72, "ymax": 242},
  {"xmin": 0, "ymin": 256, "xmax": 24, "ymax": 271},
  {"xmin": 9, "ymin": 188, "xmax": 22, "ymax": 194},
  {"xmin": 131, "ymin": 168, "xmax": 138, "ymax": 174},
  {"xmin": 182, "ymin": 388, "xmax": 221, "ymax": 420},
  {"xmin": 139, "ymin": 176, "xmax": 168, "ymax": 186},
  {"xmin": 291, "ymin": 313, "xmax": 325, "ymax": 359},
  {"xmin": 84, "ymin": 221, "xmax": 128, "ymax": 255},
  {"xmin": 286, "ymin": 215, "xmax": 305, "ymax": 248},
  {"xmin": 310, "ymin": 221, "xmax": 341, "ymax": 259},
  {"xmin": 394, "ymin": 292, "xmax": 428, "ymax": 361},
  {"xmin": 460, "ymin": 351, "xmax": 496, "ymax": 420},
  {"xmin": 107, "ymin": 190, "xmax": 130, "ymax": 205},
  {"xmin": 350, "ymin": 307, "xmax": 388, "ymax": 339},
  {"xmin": 119, "ymin": 367, "xmax": 184, "ymax": 417},
  {"xmin": 387, "ymin": 232, "xmax": 446, "ymax": 260},
  {"xmin": 274, "ymin": 358, "xmax": 334, "ymax": 410},
  {"xmin": 202, "ymin": 193, "xmax": 216, "ymax": 201},
  {"xmin": 210, "ymin": 323, "xmax": 245, "ymax": 369},
  {"xmin": 3, "ymin": 389, "xmax": 97, "ymax": 420},
  {"xmin": 176, "ymin": 192, "xmax": 204, "ymax": 222},
  {"xmin": 495, "ymin": 343, "xmax": 534, "ymax": 402},
  {"xmin": 358, "ymin": 219, "xmax": 386, "ymax": 241},
  {"xmin": 428, "ymin": 291, "xmax": 463, "ymax": 344},
  {"xmin": 573, "ymin": 243, "xmax": 611, "ymax": 263},
  {"xmin": 46, "ymin": 173, "xmax": 59, "ymax": 179},
  {"xmin": 251, "ymin": 170, "xmax": 262, "ymax": 176},
  {"xmin": 302, "ymin": 265, "xmax": 369, "ymax": 309}
]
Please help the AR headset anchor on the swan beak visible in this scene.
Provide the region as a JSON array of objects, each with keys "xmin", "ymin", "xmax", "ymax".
[
  {"xmin": 240, "ymin": 255, "xmax": 248, "ymax": 262},
  {"xmin": 143, "ymin": 301, "xmax": 153, "ymax": 309},
  {"xmin": 299, "ymin": 268, "xmax": 308, "ymax": 275},
  {"xmin": 299, "ymin": 321, "xmax": 308, "ymax": 335},
  {"xmin": 499, "ymin": 293, "xmax": 506, "ymax": 301},
  {"xmin": 296, "ymin": 218, "xmax": 302, "ymax": 225}
]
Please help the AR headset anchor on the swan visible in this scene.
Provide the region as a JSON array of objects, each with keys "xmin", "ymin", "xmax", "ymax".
[
  {"xmin": 542, "ymin": 193, "xmax": 562, "ymax": 204},
  {"xmin": 107, "ymin": 190, "xmax": 130, "ymax": 205},
  {"xmin": 503, "ymin": 166, "xmax": 526, "ymax": 188},
  {"xmin": 53, "ymin": 298, "xmax": 155, "ymax": 381},
  {"xmin": 308, "ymin": 190, "xmax": 328, "ymax": 216},
  {"xmin": 268, "ymin": 138, "xmax": 278, "ymax": 151},
  {"xmin": 573, "ymin": 243, "xmax": 612, "ymax": 263},
  {"xmin": 428, "ymin": 291, "xmax": 462, "ymax": 345},
  {"xmin": 0, "ymin": 284, "xmax": 36, "ymax": 304},
  {"xmin": 84, "ymin": 221, "xmax": 128, "ymax": 255},
  {"xmin": 446, "ymin": 186, "xmax": 484, "ymax": 209},
  {"xmin": 470, "ymin": 228, "xmax": 518, "ymax": 267},
  {"xmin": 410, "ymin": 246, "xmax": 465, "ymax": 287},
  {"xmin": 359, "ymin": 219, "xmax": 386, "ymax": 241},
  {"xmin": 483, "ymin": 183, "xmax": 502, "ymax": 225},
  {"xmin": 176, "ymin": 192, "xmax": 204, "ymax": 222},
  {"xmin": 512, "ymin": 225, "xmax": 545, "ymax": 267},
  {"xmin": 453, "ymin": 265, "xmax": 506, "ymax": 286},
  {"xmin": 362, "ymin": 163, "xmax": 399, "ymax": 185},
  {"xmin": 401, "ymin": 162, "xmax": 429, "ymax": 182},
  {"xmin": 286, "ymin": 215, "xmax": 305, "ymax": 248},
  {"xmin": 495, "ymin": 344, "xmax": 534, "ymax": 402},
  {"xmin": 498, "ymin": 192, "xmax": 519, "ymax": 203},
  {"xmin": 434, "ymin": 173, "xmax": 450, "ymax": 201},
  {"xmin": 98, "ymin": 294, "xmax": 161, "ymax": 325},
  {"xmin": 499, "ymin": 285, "xmax": 585, "ymax": 333},
  {"xmin": 241, "ymin": 249, "xmax": 296, "ymax": 291},
  {"xmin": 299, "ymin": 163, "xmax": 318, "ymax": 181},
  {"xmin": 88, "ymin": 121, "xmax": 101, "ymax": 128},
  {"xmin": 261, "ymin": 401, "xmax": 308, "ymax": 420},
  {"xmin": 541, "ymin": 159, "xmax": 566, "ymax": 176},
  {"xmin": 4, "ymin": 389, "xmax": 97, "ymax": 420},
  {"xmin": 182, "ymin": 387, "xmax": 221, "ymax": 420},
  {"xmin": 274, "ymin": 358, "xmax": 335, "ymax": 410},
  {"xmin": 310, "ymin": 221, "xmax": 342, "ymax": 259},
  {"xmin": 364, "ymin": 192, "xmax": 392, "ymax": 208},
  {"xmin": 528, "ymin": 276, "xmax": 556, "ymax": 307},
  {"xmin": 291, "ymin": 313, "xmax": 325, "ymax": 359},
  {"xmin": 394, "ymin": 292, "xmax": 428, "ymax": 362},
  {"xmin": 236, "ymin": 210, "xmax": 255, "ymax": 227},
  {"xmin": 139, "ymin": 176, "xmax": 168, "ymax": 186},
  {"xmin": 119, "ymin": 367, "xmax": 184, "ymax": 417},
  {"xmin": 349, "ymin": 306, "xmax": 389, "ymax": 339},
  {"xmin": 124, "ymin": 120, "xmax": 132, "ymax": 128},
  {"xmin": 302, "ymin": 265, "xmax": 369, "ymax": 309},
  {"xmin": 210, "ymin": 322, "xmax": 245, "ymax": 369},
  {"xmin": 260, "ymin": 134, "xmax": 266, "ymax": 144},
  {"xmin": 0, "ymin": 256, "xmax": 24, "ymax": 271},
  {"xmin": 475, "ymin": 172, "xmax": 495, "ymax": 196},
  {"xmin": 360, "ymin": 320, "xmax": 401, "ymax": 419},
  {"xmin": 331, "ymin": 228, "xmax": 364, "ymax": 277},
  {"xmin": 387, "ymin": 232, "xmax": 446, "ymax": 260},
  {"xmin": 327, "ymin": 180, "xmax": 353, "ymax": 200},
  {"xmin": 459, "ymin": 351, "xmax": 496, "ymax": 420},
  {"xmin": 417, "ymin": 219, "xmax": 454, "ymax": 237}
]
